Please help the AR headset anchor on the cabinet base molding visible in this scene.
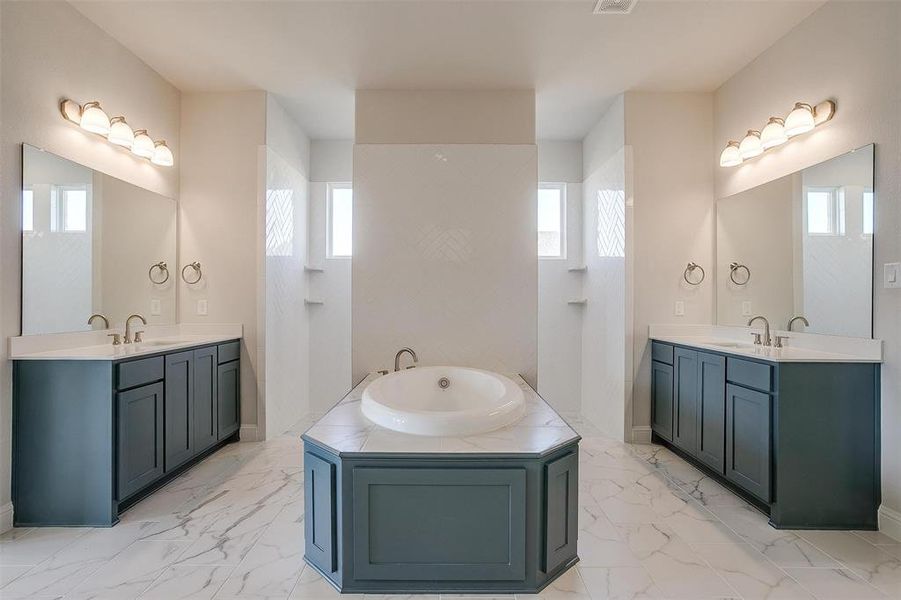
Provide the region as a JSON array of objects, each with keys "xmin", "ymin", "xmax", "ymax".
[
  {"xmin": 239, "ymin": 424, "xmax": 259, "ymax": 442},
  {"xmin": 0, "ymin": 502, "xmax": 13, "ymax": 534},
  {"xmin": 879, "ymin": 505, "xmax": 901, "ymax": 543}
]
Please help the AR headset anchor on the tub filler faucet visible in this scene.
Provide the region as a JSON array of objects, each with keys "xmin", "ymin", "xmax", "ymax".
[{"xmin": 394, "ymin": 347, "xmax": 418, "ymax": 371}]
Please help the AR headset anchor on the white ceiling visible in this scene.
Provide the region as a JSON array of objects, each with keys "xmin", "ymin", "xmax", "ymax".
[{"xmin": 71, "ymin": 0, "xmax": 824, "ymax": 140}]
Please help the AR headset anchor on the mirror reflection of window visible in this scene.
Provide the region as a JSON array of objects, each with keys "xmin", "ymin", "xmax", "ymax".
[
  {"xmin": 22, "ymin": 189, "xmax": 34, "ymax": 232},
  {"xmin": 863, "ymin": 190, "xmax": 874, "ymax": 235},
  {"xmin": 806, "ymin": 187, "xmax": 844, "ymax": 236}
]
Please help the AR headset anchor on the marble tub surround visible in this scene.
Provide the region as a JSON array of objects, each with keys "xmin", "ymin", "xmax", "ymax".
[
  {"xmin": 9, "ymin": 322, "xmax": 243, "ymax": 360},
  {"xmin": 303, "ymin": 372, "xmax": 579, "ymax": 455},
  {"xmin": 649, "ymin": 323, "xmax": 882, "ymax": 363}
]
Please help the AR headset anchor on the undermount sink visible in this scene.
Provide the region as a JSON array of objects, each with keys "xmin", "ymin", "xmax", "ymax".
[
  {"xmin": 705, "ymin": 341, "xmax": 754, "ymax": 349},
  {"xmin": 139, "ymin": 339, "xmax": 190, "ymax": 347}
]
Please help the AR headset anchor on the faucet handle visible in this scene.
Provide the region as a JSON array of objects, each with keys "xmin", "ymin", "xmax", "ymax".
[
  {"xmin": 750, "ymin": 332, "xmax": 762, "ymax": 345},
  {"xmin": 773, "ymin": 335, "xmax": 789, "ymax": 348},
  {"xmin": 134, "ymin": 331, "xmax": 145, "ymax": 343},
  {"xmin": 107, "ymin": 333, "xmax": 122, "ymax": 346}
]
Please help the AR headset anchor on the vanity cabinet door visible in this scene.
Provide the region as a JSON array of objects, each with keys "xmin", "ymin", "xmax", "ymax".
[
  {"xmin": 673, "ymin": 348, "xmax": 699, "ymax": 456},
  {"xmin": 545, "ymin": 452, "xmax": 578, "ymax": 573},
  {"xmin": 725, "ymin": 384, "xmax": 771, "ymax": 502},
  {"xmin": 217, "ymin": 360, "xmax": 240, "ymax": 440},
  {"xmin": 193, "ymin": 346, "xmax": 218, "ymax": 453},
  {"xmin": 117, "ymin": 382, "xmax": 164, "ymax": 500},
  {"xmin": 696, "ymin": 352, "xmax": 726, "ymax": 473},
  {"xmin": 651, "ymin": 360, "xmax": 674, "ymax": 441},
  {"xmin": 165, "ymin": 351, "xmax": 195, "ymax": 471}
]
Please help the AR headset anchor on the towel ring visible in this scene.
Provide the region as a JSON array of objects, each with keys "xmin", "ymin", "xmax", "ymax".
[
  {"xmin": 683, "ymin": 262, "xmax": 705, "ymax": 286},
  {"xmin": 148, "ymin": 261, "xmax": 169, "ymax": 284},
  {"xmin": 729, "ymin": 262, "xmax": 751, "ymax": 285},
  {"xmin": 181, "ymin": 261, "xmax": 202, "ymax": 285}
]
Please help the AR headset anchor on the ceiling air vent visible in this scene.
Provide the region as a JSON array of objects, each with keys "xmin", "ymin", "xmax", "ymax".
[{"xmin": 593, "ymin": 0, "xmax": 638, "ymax": 15}]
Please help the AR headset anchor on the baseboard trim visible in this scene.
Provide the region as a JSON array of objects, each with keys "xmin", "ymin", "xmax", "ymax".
[
  {"xmin": 0, "ymin": 502, "xmax": 13, "ymax": 534},
  {"xmin": 631, "ymin": 426, "xmax": 652, "ymax": 444},
  {"xmin": 239, "ymin": 424, "xmax": 258, "ymax": 442},
  {"xmin": 879, "ymin": 504, "xmax": 901, "ymax": 542}
]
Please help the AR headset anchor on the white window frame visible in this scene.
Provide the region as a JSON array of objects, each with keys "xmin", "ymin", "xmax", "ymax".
[
  {"xmin": 538, "ymin": 182, "xmax": 567, "ymax": 259},
  {"xmin": 805, "ymin": 186, "xmax": 844, "ymax": 237},
  {"xmin": 326, "ymin": 182, "xmax": 353, "ymax": 259}
]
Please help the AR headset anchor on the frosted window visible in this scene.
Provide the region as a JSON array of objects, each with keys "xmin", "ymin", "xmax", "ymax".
[
  {"xmin": 863, "ymin": 190, "xmax": 874, "ymax": 235},
  {"xmin": 597, "ymin": 188, "xmax": 625, "ymax": 258},
  {"xmin": 22, "ymin": 190, "xmax": 33, "ymax": 232},
  {"xmin": 538, "ymin": 184, "xmax": 565, "ymax": 258},
  {"xmin": 329, "ymin": 184, "xmax": 353, "ymax": 258}
]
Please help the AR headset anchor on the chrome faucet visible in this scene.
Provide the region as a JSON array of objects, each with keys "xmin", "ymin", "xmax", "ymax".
[
  {"xmin": 87, "ymin": 313, "xmax": 110, "ymax": 329},
  {"xmin": 394, "ymin": 347, "xmax": 418, "ymax": 371},
  {"xmin": 747, "ymin": 315, "xmax": 772, "ymax": 347},
  {"xmin": 124, "ymin": 314, "xmax": 147, "ymax": 344},
  {"xmin": 787, "ymin": 315, "xmax": 810, "ymax": 332}
]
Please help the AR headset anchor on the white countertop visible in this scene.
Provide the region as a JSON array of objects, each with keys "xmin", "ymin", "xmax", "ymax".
[
  {"xmin": 303, "ymin": 373, "xmax": 580, "ymax": 456},
  {"xmin": 9, "ymin": 323, "xmax": 243, "ymax": 361},
  {"xmin": 648, "ymin": 324, "xmax": 882, "ymax": 363}
]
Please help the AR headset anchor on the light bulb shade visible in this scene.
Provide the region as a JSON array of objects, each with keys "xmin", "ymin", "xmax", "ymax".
[
  {"xmin": 785, "ymin": 102, "xmax": 815, "ymax": 137},
  {"xmin": 719, "ymin": 141, "xmax": 742, "ymax": 167},
  {"xmin": 151, "ymin": 140, "xmax": 174, "ymax": 166},
  {"xmin": 132, "ymin": 129, "xmax": 156, "ymax": 158},
  {"xmin": 738, "ymin": 130, "xmax": 763, "ymax": 159},
  {"xmin": 80, "ymin": 101, "xmax": 110, "ymax": 135},
  {"xmin": 107, "ymin": 117, "xmax": 134, "ymax": 148},
  {"xmin": 760, "ymin": 117, "xmax": 787, "ymax": 150}
]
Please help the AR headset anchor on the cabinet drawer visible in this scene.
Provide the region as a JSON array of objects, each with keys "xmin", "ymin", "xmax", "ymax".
[
  {"xmin": 218, "ymin": 341, "xmax": 240, "ymax": 364},
  {"xmin": 727, "ymin": 357, "xmax": 773, "ymax": 392},
  {"xmin": 652, "ymin": 342, "xmax": 674, "ymax": 365},
  {"xmin": 116, "ymin": 357, "xmax": 164, "ymax": 390}
]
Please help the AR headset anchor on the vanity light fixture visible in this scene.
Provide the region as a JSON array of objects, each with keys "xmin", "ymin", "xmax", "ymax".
[
  {"xmin": 738, "ymin": 130, "xmax": 763, "ymax": 160},
  {"xmin": 719, "ymin": 99, "xmax": 835, "ymax": 167},
  {"xmin": 719, "ymin": 141, "xmax": 742, "ymax": 167},
  {"xmin": 760, "ymin": 117, "xmax": 788, "ymax": 149},
  {"xmin": 107, "ymin": 117, "xmax": 135, "ymax": 148},
  {"xmin": 59, "ymin": 98, "xmax": 174, "ymax": 167}
]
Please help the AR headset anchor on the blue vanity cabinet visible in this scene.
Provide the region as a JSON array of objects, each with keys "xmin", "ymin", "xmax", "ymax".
[
  {"xmin": 696, "ymin": 353, "xmax": 726, "ymax": 473},
  {"xmin": 165, "ymin": 351, "xmax": 196, "ymax": 472},
  {"xmin": 725, "ymin": 382, "xmax": 771, "ymax": 502},
  {"xmin": 672, "ymin": 348, "xmax": 699, "ymax": 455},
  {"xmin": 117, "ymin": 381, "xmax": 165, "ymax": 500},
  {"xmin": 651, "ymin": 354, "xmax": 674, "ymax": 442},
  {"xmin": 12, "ymin": 339, "xmax": 241, "ymax": 526},
  {"xmin": 193, "ymin": 346, "xmax": 219, "ymax": 453}
]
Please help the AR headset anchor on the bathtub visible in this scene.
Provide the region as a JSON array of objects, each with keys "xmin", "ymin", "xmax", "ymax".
[{"xmin": 361, "ymin": 366, "xmax": 525, "ymax": 436}]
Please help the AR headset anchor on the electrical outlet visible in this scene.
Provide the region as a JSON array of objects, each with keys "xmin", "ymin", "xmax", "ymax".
[
  {"xmin": 150, "ymin": 299, "xmax": 161, "ymax": 316},
  {"xmin": 885, "ymin": 263, "xmax": 901, "ymax": 289},
  {"xmin": 742, "ymin": 301, "xmax": 752, "ymax": 316},
  {"xmin": 197, "ymin": 299, "xmax": 208, "ymax": 316},
  {"xmin": 674, "ymin": 300, "xmax": 685, "ymax": 316}
]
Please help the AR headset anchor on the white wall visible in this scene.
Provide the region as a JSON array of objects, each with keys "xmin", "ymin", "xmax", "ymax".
[
  {"xmin": 626, "ymin": 92, "xmax": 716, "ymax": 439},
  {"xmin": 309, "ymin": 141, "xmax": 353, "ymax": 411},
  {"xmin": 537, "ymin": 142, "xmax": 583, "ymax": 414},
  {"xmin": 713, "ymin": 0, "xmax": 901, "ymax": 538},
  {"xmin": 179, "ymin": 91, "xmax": 266, "ymax": 434},
  {"xmin": 0, "ymin": 0, "xmax": 180, "ymax": 532}
]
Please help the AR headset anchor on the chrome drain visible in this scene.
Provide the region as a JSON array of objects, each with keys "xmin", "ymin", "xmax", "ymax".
[{"xmin": 438, "ymin": 377, "xmax": 450, "ymax": 389}]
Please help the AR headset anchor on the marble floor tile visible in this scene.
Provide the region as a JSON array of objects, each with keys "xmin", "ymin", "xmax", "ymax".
[
  {"xmin": 0, "ymin": 565, "xmax": 33, "ymax": 587},
  {"xmin": 852, "ymin": 530, "xmax": 901, "ymax": 545},
  {"xmin": 784, "ymin": 567, "xmax": 887, "ymax": 599},
  {"xmin": 289, "ymin": 564, "xmax": 356, "ymax": 599},
  {"xmin": 576, "ymin": 566, "xmax": 664, "ymax": 600},
  {"xmin": 215, "ymin": 522, "xmax": 305, "ymax": 599},
  {"xmin": 0, "ymin": 527, "xmax": 88, "ymax": 567},
  {"xmin": 798, "ymin": 530, "xmax": 901, "ymax": 596},
  {"xmin": 142, "ymin": 564, "xmax": 235, "ymax": 599},
  {"xmin": 514, "ymin": 566, "xmax": 589, "ymax": 599},
  {"xmin": 692, "ymin": 542, "xmax": 815, "ymax": 599}
]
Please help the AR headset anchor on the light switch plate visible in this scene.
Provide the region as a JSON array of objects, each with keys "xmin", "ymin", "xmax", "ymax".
[
  {"xmin": 741, "ymin": 301, "xmax": 752, "ymax": 316},
  {"xmin": 150, "ymin": 299, "xmax": 161, "ymax": 316},
  {"xmin": 674, "ymin": 300, "xmax": 685, "ymax": 316},
  {"xmin": 197, "ymin": 299, "xmax": 208, "ymax": 316},
  {"xmin": 885, "ymin": 263, "xmax": 901, "ymax": 289}
]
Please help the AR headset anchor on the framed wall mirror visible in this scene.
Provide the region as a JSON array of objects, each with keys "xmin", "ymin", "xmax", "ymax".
[
  {"xmin": 21, "ymin": 144, "xmax": 177, "ymax": 335},
  {"xmin": 716, "ymin": 144, "xmax": 874, "ymax": 338}
]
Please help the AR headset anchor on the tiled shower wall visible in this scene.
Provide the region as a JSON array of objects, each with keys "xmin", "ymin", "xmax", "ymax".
[{"xmin": 352, "ymin": 144, "xmax": 538, "ymax": 385}]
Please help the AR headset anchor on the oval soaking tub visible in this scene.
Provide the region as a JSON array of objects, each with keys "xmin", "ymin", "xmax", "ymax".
[{"xmin": 361, "ymin": 366, "xmax": 525, "ymax": 436}]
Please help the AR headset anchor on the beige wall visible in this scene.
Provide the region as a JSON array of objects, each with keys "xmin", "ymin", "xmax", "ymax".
[
  {"xmin": 0, "ymin": 0, "xmax": 180, "ymax": 531},
  {"xmin": 626, "ymin": 91, "xmax": 716, "ymax": 437},
  {"xmin": 355, "ymin": 90, "xmax": 535, "ymax": 144},
  {"xmin": 179, "ymin": 91, "xmax": 266, "ymax": 431},
  {"xmin": 714, "ymin": 0, "xmax": 901, "ymax": 537}
]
